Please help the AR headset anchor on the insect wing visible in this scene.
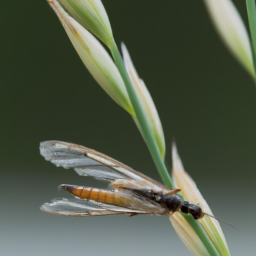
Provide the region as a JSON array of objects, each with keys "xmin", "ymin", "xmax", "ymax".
[
  {"xmin": 112, "ymin": 189, "xmax": 165, "ymax": 214},
  {"xmin": 40, "ymin": 141, "xmax": 171, "ymax": 193},
  {"xmin": 41, "ymin": 198, "xmax": 149, "ymax": 217},
  {"xmin": 111, "ymin": 179, "xmax": 179, "ymax": 195}
]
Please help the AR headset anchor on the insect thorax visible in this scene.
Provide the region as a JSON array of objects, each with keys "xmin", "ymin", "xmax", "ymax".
[
  {"xmin": 131, "ymin": 189, "xmax": 183, "ymax": 213},
  {"xmin": 162, "ymin": 194, "xmax": 183, "ymax": 212}
]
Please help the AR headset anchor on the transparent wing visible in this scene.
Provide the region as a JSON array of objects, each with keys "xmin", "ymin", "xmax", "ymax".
[
  {"xmin": 41, "ymin": 198, "xmax": 149, "ymax": 217},
  {"xmin": 114, "ymin": 189, "xmax": 166, "ymax": 214},
  {"xmin": 40, "ymin": 141, "xmax": 170, "ymax": 192},
  {"xmin": 111, "ymin": 179, "xmax": 180, "ymax": 195}
]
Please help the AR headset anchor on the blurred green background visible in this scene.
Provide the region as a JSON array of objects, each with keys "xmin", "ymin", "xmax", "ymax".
[{"xmin": 1, "ymin": 0, "xmax": 255, "ymax": 255}]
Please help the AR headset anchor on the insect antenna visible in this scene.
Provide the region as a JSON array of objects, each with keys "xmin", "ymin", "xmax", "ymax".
[{"xmin": 203, "ymin": 212, "xmax": 238, "ymax": 230}]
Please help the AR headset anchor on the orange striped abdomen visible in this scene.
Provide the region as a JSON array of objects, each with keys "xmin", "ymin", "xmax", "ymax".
[
  {"xmin": 74, "ymin": 187, "xmax": 116, "ymax": 204},
  {"xmin": 61, "ymin": 185, "xmax": 135, "ymax": 208}
]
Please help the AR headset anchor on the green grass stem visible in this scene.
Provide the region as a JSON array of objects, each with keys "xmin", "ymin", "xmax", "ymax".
[
  {"xmin": 108, "ymin": 40, "xmax": 173, "ymax": 189},
  {"xmin": 109, "ymin": 40, "xmax": 219, "ymax": 256},
  {"xmin": 246, "ymin": 0, "xmax": 256, "ymax": 74},
  {"xmin": 182, "ymin": 213, "xmax": 220, "ymax": 256}
]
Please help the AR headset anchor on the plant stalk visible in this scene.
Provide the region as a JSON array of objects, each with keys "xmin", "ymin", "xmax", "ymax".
[
  {"xmin": 246, "ymin": 0, "xmax": 256, "ymax": 73},
  {"xmin": 183, "ymin": 213, "xmax": 220, "ymax": 256},
  {"xmin": 109, "ymin": 41, "xmax": 173, "ymax": 189},
  {"xmin": 109, "ymin": 41, "xmax": 219, "ymax": 256}
]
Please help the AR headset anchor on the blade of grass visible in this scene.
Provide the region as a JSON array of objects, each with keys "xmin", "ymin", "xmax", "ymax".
[
  {"xmin": 109, "ymin": 40, "xmax": 219, "ymax": 256},
  {"xmin": 183, "ymin": 213, "xmax": 220, "ymax": 256},
  {"xmin": 246, "ymin": 0, "xmax": 256, "ymax": 73},
  {"xmin": 109, "ymin": 40, "xmax": 173, "ymax": 189}
]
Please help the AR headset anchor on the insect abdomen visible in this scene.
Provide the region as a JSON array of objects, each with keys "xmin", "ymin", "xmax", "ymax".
[
  {"xmin": 71, "ymin": 186, "xmax": 111, "ymax": 203},
  {"xmin": 61, "ymin": 185, "xmax": 131, "ymax": 207}
]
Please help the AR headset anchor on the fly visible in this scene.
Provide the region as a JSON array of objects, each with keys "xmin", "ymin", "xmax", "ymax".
[{"xmin": 40, "ymin": 141, "xmax": 236, "ymax": 228}]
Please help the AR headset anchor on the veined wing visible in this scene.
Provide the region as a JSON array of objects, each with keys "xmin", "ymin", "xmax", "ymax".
[
  {"xmin": 111, "ymin": 179, "xmax": 180, "ymax": 195},
  {"xmin": 41, "ymin": 198, "xmax": 151, "ymax": 217},
  {"xmin": 40, "ymin": 141, "xmax": 173, "ymax": 193}
]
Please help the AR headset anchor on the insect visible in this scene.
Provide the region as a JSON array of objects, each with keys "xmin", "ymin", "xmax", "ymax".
[{"xmin": 40, "ymin": 141, "xmax": 227, "ymax": 222}]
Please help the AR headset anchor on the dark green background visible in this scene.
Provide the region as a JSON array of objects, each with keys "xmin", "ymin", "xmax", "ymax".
[{"xmin": 1, "ymin": 0, "xmax": 255, "ymax": 255}]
